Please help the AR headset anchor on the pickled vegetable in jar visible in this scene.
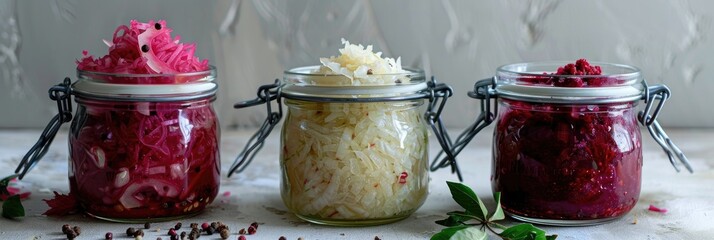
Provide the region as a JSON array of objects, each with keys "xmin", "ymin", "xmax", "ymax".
[
  {"xmin": 450, "ymin": 60, "xmax": 692, "ymax": 226},
  {"xmin": 230, "ymin": 40, "xmax": 458, "ymax": 226},
  {"xmin": 68, "ymin": 69, "xmax": 220, "ymax": 221},
  {"xmin": 16, "ymin": 20, "xmax": 220, "ymax": 222}
]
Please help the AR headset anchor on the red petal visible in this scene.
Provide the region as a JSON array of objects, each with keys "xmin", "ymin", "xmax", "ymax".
[
  {"xmin": 42, "ymin": 191, "xmax": 80, "ymax": 216},
  {"xmin": 648, "ymin": 204, "xmax": 668, "ymax": 213}
]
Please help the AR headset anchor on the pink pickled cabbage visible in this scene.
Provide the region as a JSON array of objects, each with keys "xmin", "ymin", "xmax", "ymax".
[
  {"xmin": 77, "ymin": 20, "xmax": 209, "ymax": 83},
  {"xmin": 68, "ymin": 20, "xmax": 219, "ymax": 219},
  {"xmin": 69, "ymin": 100, "xmax": 220, "ymax": 219}
]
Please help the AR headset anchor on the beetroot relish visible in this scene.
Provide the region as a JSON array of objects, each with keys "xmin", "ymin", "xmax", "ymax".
[
  {"xmin": 69, "ymin": 99, "xmax": 220, "ymax": 219},
  {"xmin": 492, "ymin": 60, "xmax": 643, "ymax": 220}
]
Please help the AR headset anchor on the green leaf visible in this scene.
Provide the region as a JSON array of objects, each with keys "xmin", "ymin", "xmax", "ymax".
[
  {"xmin": 446, "ymin": 181, "xmax": 488, "ymax": 221},
  {"xmin": 499, "ymin": 223, "xmax": 548, "ymax": 240},
  {"xmin": 436, "ymin": 211, "xmax": 474, "ymax": 227},
  {"xmin": 489, "ymin": 192, "xmax": 505, "ymax": 221},
  {"xmin": 2, "ymin": 195, "xmax": 25, "ymax": 219},
  {"xmin": 431, "ymin": 226, "xmax": 487, "ymax": 240},
  {"xmin": 0, "ymin": 174, "xmax": 18, "ymax": 187}
]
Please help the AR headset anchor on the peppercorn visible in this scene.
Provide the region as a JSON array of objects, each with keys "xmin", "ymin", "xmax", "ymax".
[
  {"xmin": 219, "ymin": 229, "xmax": 229, "ymax": 239},
  {"xmin": 190, "ymin": 223, "xmax": 198, "ymax": 229},
  {"xmin": 66, "ymin": 231, "xmax": 77, "ymax": 240},
  {"xmin": 201, "ymin": 222, "xmax": 210, "ymax": 230},
  {"xmin": 181, "ymin": 231, "xmax": 187, "ymax": 240},
  {"xmin": 72, "ymin": 226, "xmax": 81, "ymax": 236},
  {"xmin": 145, "ymin": 222, "xmax": 151, "ymax": 229},
  {"xmin": 247, "ymin": 226, "xmax": 256, "ymax": 235},
  {"xmin": 169, "ymin": 228, "xmax": 177, "ymax": 236},
  {"xmin": 238, "ymin": 228, "xmax": 245, "ymax": 235},
  {"xmin": 375, "ymin": 237, "xmax": 382, "ymax": 240},
  {"xmin": 279, "ymin": 236, "xmax": 287, "ymax": 240},
  {"xmin": 174, "ymin": 222, "xmax": 183, "ymax": 230},
  {"xmin": 136, "ymin": 229, "xmax": 145, "ymax": 237},
  {"xmin": 205, "ymin": 226, "xmax": 215, "ymax": 235},
  {"xmin": 238, "ymin": 236, "xmax": 246, "ymax": 240},
  {"xmin": 105, "ymin": 232, "xmax": 113, "ymax": 240},
  {"xmin": 210, "ymin": 222, "xmax": 218, "ymax": 229},
  {"xmin": 127, "ymin": 227, "xmax": 137, "ymax": 236},
  {"xmin": 250, "ymin": 222, "xmax": 259, "ymax": 230},
  {"xmin": 157, "ymin": 238, "xmax": 163, "ymax": 240},
  {"xmin": 170, "ymin": 235, "xmax": 179, "ymax": 240},
  {"xmin": 61, "ymin": 224, "xmax": 72, "ymax": 234}
]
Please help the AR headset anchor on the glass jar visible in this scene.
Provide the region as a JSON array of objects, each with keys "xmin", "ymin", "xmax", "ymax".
[
  {"xmin": 230, "ymin": 66, "xmax": 458, "ymax": 226},
  {"xmin": 17, "ymin": 67, "xmax": 220, "ymax": 222},
  {"xmin": 451, "ymin": 62, "xmax": 691, "ymax": 226}
]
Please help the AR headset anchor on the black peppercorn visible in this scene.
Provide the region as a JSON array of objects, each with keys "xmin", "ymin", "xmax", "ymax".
[
  {"xmin": 62, "ymin": 224, "xmax": 72, "ymax": 234},
  {"xmin": 105, "ymin": 232, "xmax": 113, "ymax": 240},
  {"xmin": 66, "ymin": 231, "xmax": 77, "ymax": 240},
  {"xmin": 279, "ymin": 236, "xmax": 287, "ymax": 240},
  {"xmin": 145, "ymin": 222, "xmax": 151, "ymax": 229},
  {"xmin": 72, "ymin": 226, "xmax": 81, "ymax": 236},
  {"xmin": 174, "ymin": 222, "xmax": 182, "ymax": 230},
  {"xmin": 141, "ymin": 45, "xmax": 150, "ymax": 53},
  {"xmin": 219, "ymin": 229, "xmax": 229, "ymax": 239},
  {"xmin": 136, "ymin": 229, "xmax": 145, "ymax": 237},
  {"xmin": 127, "ymin": 227, "xmax": 136, "ymax": 236}
]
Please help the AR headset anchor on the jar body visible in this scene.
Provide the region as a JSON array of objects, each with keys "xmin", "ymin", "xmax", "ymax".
[
  {"xmin": 69, "ymin": 97, "xmax": 220, "ymax": 222},
  {"xmin": 280, "ymin": 99, "xmax": 429, "ymax": 226},
  {"xmin": 492, "ymin": 99, "xmax": 642, "ymax": 225}
]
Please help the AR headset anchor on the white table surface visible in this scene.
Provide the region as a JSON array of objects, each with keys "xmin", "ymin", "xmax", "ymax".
[{"xmin": 0, "ymin": 128, "xmax": 712, "ymax": 240}]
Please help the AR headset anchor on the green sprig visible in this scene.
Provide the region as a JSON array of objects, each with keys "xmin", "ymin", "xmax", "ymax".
[
  {"xmin": 1, "ymin": 174, "xmax": 25, "ymax": 219},
  {"xmin": 432, "ymin": 181, "xmax": 557, "ymax": 240}
]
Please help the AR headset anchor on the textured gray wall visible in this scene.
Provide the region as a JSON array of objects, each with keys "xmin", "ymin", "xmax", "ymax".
[{"xmin": 1, "ymin": 0, "xmax": 713, "ymax": 128}]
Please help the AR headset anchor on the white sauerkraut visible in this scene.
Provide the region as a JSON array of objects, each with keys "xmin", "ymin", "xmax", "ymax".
[
  {"xmin": 281, "ymin": 100, "xmax": 428, "ymax": 220},
  {"xmin": 316, "ymin": 39, "xmax": 407, "ymax": 86}
]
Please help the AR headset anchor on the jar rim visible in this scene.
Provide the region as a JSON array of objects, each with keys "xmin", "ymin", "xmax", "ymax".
[
  {"xmin": 492, "ymin": 61, "xmax": 644, "ymax": 104},
  {"xmin": 72, "ymin": 65, "xmax": 217, "ymax": 102},
  {"xmin": 496, "ymin": 61, "xmax": 641, "ymax": 81},
  {"xmin": 281, "ymin": 65, "xmax": 430, "ymax": 102},
  {"xmin": 76, "ymin": 65, "xmax": 216, "ymax": 80}
]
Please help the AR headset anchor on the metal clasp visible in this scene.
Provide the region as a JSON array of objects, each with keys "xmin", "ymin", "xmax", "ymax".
[
  {"xmin": 431, "ymin": 77, "xmax": 497, "ymax": 181},
  {"xmin": 228, "ymin": 80, "xmax": 283, "ymax": 177},
  {"xmin": 639, "ymin": 80, "xmax": 693, "ymax": 173},
  {"xmin": 432, "ymin": 77, "xmax": 497, "ymax": 182},
  {"xmin": 424, "ymin": 78, "xmax": 463, "ymax": 181},
  {"xmin": 15, "ymin": 78, "xmax": 73, "ymax": 179}
]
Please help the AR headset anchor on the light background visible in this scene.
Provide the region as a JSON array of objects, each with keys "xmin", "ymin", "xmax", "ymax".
[{"xmin": 1, "ymin": 0, "xmax": 712, "ymax": 128}]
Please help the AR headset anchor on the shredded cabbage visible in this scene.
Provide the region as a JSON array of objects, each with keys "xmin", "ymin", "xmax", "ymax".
[
  {"xmin": 69, "ymin": 100, "xmax": 220, "ymax": 219},
  {"xmin": 69, "ymin": 20, "xmax": 218, "ymax": 219},
  {"xmin": 281, "ymin": 100, "xmax": 428, "ymax": 220}
]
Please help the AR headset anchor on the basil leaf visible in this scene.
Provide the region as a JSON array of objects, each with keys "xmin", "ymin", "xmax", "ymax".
[
  {"xmin": 436, "ymin": 211, "xmax": 475, "ymax": 227},
  {"xmin": 499, "ymin": 223, "xmax": 548, "ymax": 240},
  {"xmin": 2, "ymin": 195, "xmax": 25, "ymax": 219},
  {"xmin": 489, "ymin": 192, "xmax": 505, "ymax": 221},
  {"xmin": 431, "ymin": 226, "xmax": 470, "ymax": 240},
  {"xmin": 446, "ymin": 181, "xmax": 488, "ymax": 221},
  {"xmin": 431, "ymin": 226, "xmax": 487, "ymax": 240},
  {"xmin": 450, "ymin": 227, "xmax": 488, "ymax": 240}
]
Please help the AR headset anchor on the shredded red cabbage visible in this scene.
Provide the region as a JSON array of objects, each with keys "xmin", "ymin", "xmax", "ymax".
[
  {"xmin": 69, "ymin": 100, "xmax": 219, "ymax": 219},
  {"xmin": 69, "ymin": 20, "xmax": 219, "ymax": 219},
  {"xmin": 77, "ymin": 20, "xmax": 209, "ymax": 83}
]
